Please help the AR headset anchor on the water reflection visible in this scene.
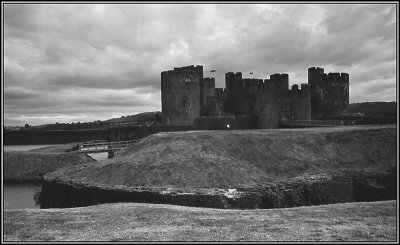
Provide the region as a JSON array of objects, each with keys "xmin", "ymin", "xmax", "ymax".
[
  {"xmin": 4, "ymin": 145, "xmax": 59, "ymax": 152},
  {"xmin": 3, "ymin": 146, "xmax": 108, "ymax": 210},
  {"xmin": 3, "ymin": 183, "xmax": 41, "ymax": 210}
]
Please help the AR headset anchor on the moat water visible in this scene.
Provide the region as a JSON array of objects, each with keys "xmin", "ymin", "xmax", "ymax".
[
  {"xmin": 3, "ymin": 145, "xmax": 108, "ymax": 210},
  {"xmin": 4, "ymin": 145, "xmax": 58, "ymax": 151}
]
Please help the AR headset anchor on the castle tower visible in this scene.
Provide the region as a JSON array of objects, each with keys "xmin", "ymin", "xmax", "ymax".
[
  {"xmin": 308, "ymin": 67, "xmax": 349, "ymax": 117},
  {"xmin": 308, "ymin": 67, "xmax": 325, "ymax": 117},
  {"xmin": 200, "ymin": 77, "xmax": 215, "ymax": 115},
  {"xmin": 270, "ymin": 73, "xmax": 289, "ymax": 95},
  {"xmin": 224, "ymin": 72, "xmax": 243, "ymax": 113},
  {"xmin": 289, "ymin": 83, "xmax": 311, "ymax": 121},
  {"xmin": 161, "ymin": 65, "xmax": 203, "ymax": 126}
]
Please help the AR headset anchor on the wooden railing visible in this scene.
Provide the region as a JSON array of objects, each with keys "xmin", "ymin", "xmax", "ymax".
[{"xmin": 77, "ymin": 139, "xmax": 141, "ymax": 154}]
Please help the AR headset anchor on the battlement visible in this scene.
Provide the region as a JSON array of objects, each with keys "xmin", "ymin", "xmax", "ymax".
[
  {"xmin": 162, "ymin": 65, "xmax": 203, "ymax": 80},
  {"xmin": 291, "ymin": 83, "xmax": 309, "ymax": 96},
  {"xmin": 326, "ymin": 72, "xmax": 341, "ymax": 82},
  {"xmin": 161, "ymin": 65, "xmax": 204, "ymax": 88},
  {"xmin": 308, "ymin": 67, "xmax": 324, "ymax": 74},
  {"xmin": 301, "ymin": 83, "xmax": 309, "ymax": 90},
  {"xmin": 341, "ymin": 73, "xmax": 349, "ymax": 83},
  {"xmin": 309, "ymin": 67, "xmax": 349, "ymax": 85},
  {"xmin": 270, "ymin": 73, "xmax": 289, "ymax": 91},
  {"xmin": 173, "ymin": 65, "xmax": 203, "ymax": 72},
  {"xmin": 270, "ymin": 73, "xmax": 289, "ymax": 80},
  {"xmin": 321, "ymin": 72, "xmax": 350, "ymax": 85},
  {"xmin": 225, "ymin": 72, "xmax": 243, "ymax": 80},
  {"xmin": 225, "ymin": 72, "xmax": 243, "ymax": 90}
]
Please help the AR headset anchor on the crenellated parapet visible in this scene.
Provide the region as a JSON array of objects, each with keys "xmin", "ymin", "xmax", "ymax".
[
  {"xmin": 161, "ymin": 65, "xmax": 203, "ymax": 89},
  {"xmin": 287, "ymin": 83, "xmax": 309, "ymax": 97},
  {"xmin": 270, "ymin": 73, "xmax": 289, "ymax": 93}
]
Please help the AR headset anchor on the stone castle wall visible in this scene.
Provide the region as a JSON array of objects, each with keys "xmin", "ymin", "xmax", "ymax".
[
  {"xmin": 289, "ymin": 84, "xmax": 312, "ymax": 121},
  {"xmin": 161, "ymin": 65, "xmax": 347, "ymax": 129},
  {"xmin": 200, "ymin": 77, "xmax": 215, "ymax": 115}
]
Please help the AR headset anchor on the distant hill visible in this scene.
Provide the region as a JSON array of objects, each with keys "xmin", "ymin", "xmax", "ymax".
[
  {"xmin": 105, "ymin": 111, "xmax": 162, "ymax": 125},
  {"xmin": 7, "ymin": 111, "xmax": 162, "ymax": 131},
  {"xmin": 347, "ymin": 102, "xmax": 397, "ymax": 117}
]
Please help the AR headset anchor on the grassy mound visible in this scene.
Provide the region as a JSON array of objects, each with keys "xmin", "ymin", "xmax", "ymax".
[
  {"xmin": 3, "ymin": 152, "xmax": 96, "ymax": 182},
  {"xmin": 45, "ymin": 125, "xmax": 396, "ymax": 189}
]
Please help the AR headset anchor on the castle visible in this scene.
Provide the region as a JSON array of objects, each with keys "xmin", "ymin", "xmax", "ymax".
[{"xmin": 161, "ymin": 65, "xmax": 349, "ymax": 129}]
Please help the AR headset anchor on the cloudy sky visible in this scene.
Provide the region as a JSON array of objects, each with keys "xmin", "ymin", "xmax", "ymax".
[{"xmin": 3, "ymin": 3, "xmax": 397, "ymax": 126}]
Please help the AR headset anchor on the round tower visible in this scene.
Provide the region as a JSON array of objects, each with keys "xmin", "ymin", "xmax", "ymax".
[{"xmin": 161, "ymin": 65, "xmax": 203, "ymax": 126}]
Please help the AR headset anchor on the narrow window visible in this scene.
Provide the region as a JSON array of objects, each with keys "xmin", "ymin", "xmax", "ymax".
[{"xmin": 182, "ymin": 96, "xmax": 187, "ymax": 107}]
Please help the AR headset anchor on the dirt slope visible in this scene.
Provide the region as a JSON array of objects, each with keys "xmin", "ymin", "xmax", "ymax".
[{"xmin": 45, "ymin": 125, "xmax": 397, "ymax": 189}]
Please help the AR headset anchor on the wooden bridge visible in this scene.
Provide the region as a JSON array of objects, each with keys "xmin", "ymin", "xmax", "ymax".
[
  {"xmin": 282, "ymin": 120, "xmax": 356, "ymax": 128},
  {"xmin": 76, "ymin": 139, "xmax": 141, "ymax": 154}
]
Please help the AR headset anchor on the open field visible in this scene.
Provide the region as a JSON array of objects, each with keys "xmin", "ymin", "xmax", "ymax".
[{"xmin": 3, "ymin": 200, "xmax": 397, "ymax": 242}]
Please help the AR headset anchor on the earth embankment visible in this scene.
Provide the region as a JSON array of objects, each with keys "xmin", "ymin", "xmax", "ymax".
[
  {"xmin": 41, "ymin": 125, "xmax": 397, "ymax": 208},
  {"xmin": 4, "ymin": 151, "xmax": 96, "ymax": 182}
]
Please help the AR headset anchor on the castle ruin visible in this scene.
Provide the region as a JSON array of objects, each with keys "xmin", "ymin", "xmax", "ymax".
[{"xmin": 161, "ymin": 65, "xmax": 349, "ymax": 129}]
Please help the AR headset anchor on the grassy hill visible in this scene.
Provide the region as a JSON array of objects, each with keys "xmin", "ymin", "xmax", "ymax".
[
  {"xmin": 45, "ymin": 125, "xmax": 397, "ymax": 189},
  {"xmin": 105, "ymin": 111, "xmax": 162, "ymax": 124},
  {"xmin": 347, "ymin": 101, "xmax": 397, "ymax": 117},
  {"xmin": 3, "ymin": 200, "xmax": 396, "ymax": 241},
  {"xmin": 10, "ymin": 111, "xmax": 162, "ymax": 131},
  {"xmin": 4, "ymin": 144, "xmax": 95, "ymax": 182}
]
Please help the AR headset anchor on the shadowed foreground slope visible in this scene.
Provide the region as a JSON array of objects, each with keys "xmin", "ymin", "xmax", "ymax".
[
  {"xmin": 3, "ymin": 200, "xmax": 396, "ymax": 241},
  {"xmin": 45, "ymin": 125, "xmax": 396, "ymax": 189}
]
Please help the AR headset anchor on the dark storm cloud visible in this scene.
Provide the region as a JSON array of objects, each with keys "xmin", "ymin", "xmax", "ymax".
[
  {"xmin": 47, "ymin": 73, "xmax": 158, "ymax": 90},
  {"xmin": 3, "ymin": 3, "xmax": 396, "ymax": 126},
  {"xmin": 4, "ymin": 87, "xmax": 40, "ymax": 100}
]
